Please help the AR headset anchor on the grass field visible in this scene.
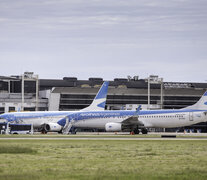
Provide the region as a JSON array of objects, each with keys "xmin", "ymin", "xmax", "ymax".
[{"xmin": 0, "ymin": 139, "xmax": 207, "ymax": 180}]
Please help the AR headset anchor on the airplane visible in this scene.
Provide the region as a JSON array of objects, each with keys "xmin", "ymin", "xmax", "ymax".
[
  {"xmin": 0, "ymin": 81, "xmax": 109, "ymax": 133},
  {"xmin": 57, "ymin": 91, "xmax": 207, "ymax": 134}
]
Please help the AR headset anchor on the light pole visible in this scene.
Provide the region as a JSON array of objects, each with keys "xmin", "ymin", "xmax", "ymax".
[
  {"xmin": 146, "ymin": 75, "xmax": 163, "ymax": 110},
  {"xmin": 35, "ymin": 75, "xmax": 39, "ymax": 111},
  {"xmin": 148, "ymin": 77, "xmax": 150, "ymax": 110},
  {"xmin": 21, "ymin": 74, "xmax": 24, "ymax": 111}
]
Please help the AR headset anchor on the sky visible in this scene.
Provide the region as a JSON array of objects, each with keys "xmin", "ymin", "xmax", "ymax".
[{"xmin": 0, "ymin": 0, "xmax": 207, "ymax": 82}]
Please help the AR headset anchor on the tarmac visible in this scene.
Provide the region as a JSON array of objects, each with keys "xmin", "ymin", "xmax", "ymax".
[
  {"xmin": 0, "ymin": 137, "xmax": 207, "ymax": 140},
  {"xmin": 0, "ymin": 132, "xmax": 207, "ymax": 140}
]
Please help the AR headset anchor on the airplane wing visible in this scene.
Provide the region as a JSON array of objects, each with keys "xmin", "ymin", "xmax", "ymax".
[
  {"xmin": 121, "ymin": 105, "xmax": 144, "ymax": 127},
  {"xmin": 122, "ymin": 116, "xmax": 143, "ymax": 126}
]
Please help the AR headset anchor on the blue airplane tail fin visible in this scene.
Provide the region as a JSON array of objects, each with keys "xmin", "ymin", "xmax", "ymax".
[
  {"xmin": 82, "ymin": 81, "xmax": 109, "ymax": 111},
  {"xmin": 183, "ymin": 91, "xmax": 207, "ymax": 110},
  {"xmin": 94, "ymin": 81, "xmax": 109, "ymax": 100}
]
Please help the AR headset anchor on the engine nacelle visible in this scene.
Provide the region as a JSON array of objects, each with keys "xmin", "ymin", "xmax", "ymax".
[
  {"xmin": 105, "ymin": 122, "xmax": 122, "ymax": 132},
  {"xmin": 44, "ymin": 123, "xmax": 62, "ymax": 132}
]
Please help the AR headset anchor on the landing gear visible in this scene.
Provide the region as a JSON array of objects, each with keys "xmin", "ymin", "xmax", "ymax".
[
  {"xmin": 133, "ymin": 128, "xmax": 140, "ymax": 134},
  {"xmin": 141, "ymin": 128, "xmax": 148, "ymax": 134},
  {"xmin": 130, "ymin": 127, "xmax": 147, "ymax": 135},
  {"xmin": 41, "ymin": 129, "xmax": 47, "ymax": 134}
]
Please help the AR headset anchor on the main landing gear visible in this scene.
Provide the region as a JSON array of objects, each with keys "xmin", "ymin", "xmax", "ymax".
[
  {"xmin": 131, "ymin": 128, "xmax": 148, "ymax": 135},
  {"xmin": 133, "ymin": 128, "xmax": 140, "ymax": 134},
  {"xmin": 141, "ymin": 128, "xmax": 148, "ymax": 134}
]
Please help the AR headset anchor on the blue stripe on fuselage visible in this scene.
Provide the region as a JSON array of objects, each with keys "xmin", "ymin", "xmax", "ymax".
[
  {"xmin": 0, "ymin": 111, "xmax": 74, "ymax": 122},
  {"xmin": 75, "ymin": 109, "xmax": 205, "ymax": 119}
]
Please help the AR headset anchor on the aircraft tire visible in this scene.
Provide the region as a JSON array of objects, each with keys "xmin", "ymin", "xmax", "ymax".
[
  {"xmin": 134, "ymin": 128, "xmax": 140, "ymax": 134},
  {"xmin": 141, "ymin": 128, "xmax": 148, "ymax": 134},
  {"xmin": 41, "ymin": 129, "xmax": 47, "ymax": 134}
]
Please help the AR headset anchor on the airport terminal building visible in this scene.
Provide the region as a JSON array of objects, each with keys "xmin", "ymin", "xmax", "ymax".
[{"xmin": 0, "ymin": 72, "xmax": 207, "ymax": 132}]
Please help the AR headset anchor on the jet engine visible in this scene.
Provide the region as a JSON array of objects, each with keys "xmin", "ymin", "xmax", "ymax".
[
  {"xmin": 105, "ymin": 122, "xmax": 122, "ymax": 132},
  {"xmin": 44, "ymin": 123, "xmax": 62, "ymax": 132}
]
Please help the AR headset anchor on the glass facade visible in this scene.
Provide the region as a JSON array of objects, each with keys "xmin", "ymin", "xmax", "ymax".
[{"xmin": 59, "ymin": 93, "xmax": 201, "ymax": 110}]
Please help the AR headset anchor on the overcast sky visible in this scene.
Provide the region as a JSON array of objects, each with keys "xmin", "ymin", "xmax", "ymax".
[{"xmin": 0, "ymin": 0, "xmax": 207, "ymax": 82}]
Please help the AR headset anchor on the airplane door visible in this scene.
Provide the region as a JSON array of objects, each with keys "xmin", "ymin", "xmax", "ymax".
[{"xmin": 189, "ymin": 112, "xmax": 193, "ymax": 121}]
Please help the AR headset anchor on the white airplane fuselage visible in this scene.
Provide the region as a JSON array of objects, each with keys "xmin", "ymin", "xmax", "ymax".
[
  {"xmin": 0, "ymin": 111, "xmax": 75, "ymax": 128},
  {"xmin": 57, "ymin": 109, "xmax": 207, "ymax": 129},
  {"xmin": 1, "ymin": 108, "xmax": 206, "ymax": 131}
]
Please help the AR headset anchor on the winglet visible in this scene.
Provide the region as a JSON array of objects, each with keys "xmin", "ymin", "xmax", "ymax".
[{"xmin": 134, "ymin": 105, "xmax": 142, "ymax": 116}]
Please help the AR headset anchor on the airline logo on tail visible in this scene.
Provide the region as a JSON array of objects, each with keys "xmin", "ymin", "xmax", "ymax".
[
  {"xmin": 81, "ymin": 81, "xmax": 109, "ymax": 111},
  {"xmin": 203, "ymin": 92, "xmax": 207, "ymax": 105}
]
